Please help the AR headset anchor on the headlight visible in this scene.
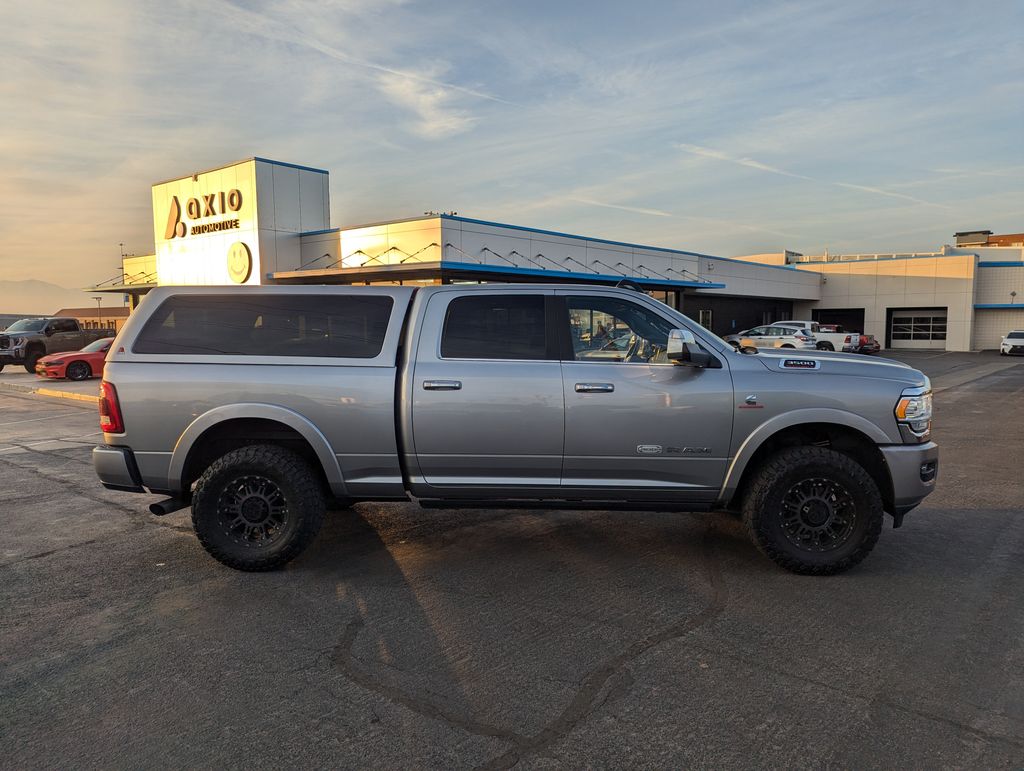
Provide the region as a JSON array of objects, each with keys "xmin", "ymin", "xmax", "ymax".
[
  {"xmin": 47, "ymin": 360, "xmax": 64, "ymax": 366},
  {"xmin": 895, "ymin": 385, "xmax": 932, "ymax": 441},
  {"xmin": 12, "ymin": 337, "xmax": 26, "ymax": 346}
]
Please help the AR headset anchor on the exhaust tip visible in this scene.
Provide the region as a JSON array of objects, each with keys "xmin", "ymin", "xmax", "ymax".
[{"xmin": 149, "ymin": 498, "xmax": 189, "ymax": 517}]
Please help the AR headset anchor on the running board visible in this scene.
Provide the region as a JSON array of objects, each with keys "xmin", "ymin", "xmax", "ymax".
[{"xmin": 417, "ymin": 499, "xmax": 715, "ymax": 513}]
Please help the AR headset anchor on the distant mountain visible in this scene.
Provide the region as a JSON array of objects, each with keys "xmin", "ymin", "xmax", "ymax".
[{"xmin": 0, "ymin": 279, "xmax": 113, "ymax": 315}]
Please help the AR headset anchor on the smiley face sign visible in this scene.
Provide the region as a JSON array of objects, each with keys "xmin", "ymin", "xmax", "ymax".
[{"xmin": 227, "ymin": 241, "xmax": 253, "ymax": 284}]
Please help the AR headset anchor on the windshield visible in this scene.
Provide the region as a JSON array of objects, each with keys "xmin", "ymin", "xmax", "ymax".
[
  {"xmin": 4, "ymin": 319, "xmax": 46, "ymax": 333},
  {"xmin": 81, "ymin": 337, "xmax": 114, "ymax": 353},
  {"xmin": 1008, "ymin": 331, "xmax": 1024, "ymax": 340}
]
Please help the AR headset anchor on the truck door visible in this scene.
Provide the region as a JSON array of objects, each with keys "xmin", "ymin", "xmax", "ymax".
[
  {"xmin": 50, "ymin": 319, "xmax": 84, "ymax": 351},
  {"xmin": 409, "ymin": 290, "xmax": 564, "ymax": 492},
  {"xmin": 557, "ymin": 292, "xmax": 734, "ymax": 501}
]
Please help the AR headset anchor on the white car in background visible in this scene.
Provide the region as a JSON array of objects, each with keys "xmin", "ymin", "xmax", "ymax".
[
  {"xmin": 1000, "ymin": 330, "xmax": 1024, "ymax": 355},
  {"xmin": 776, "ymin": 320, "xmax": 861, "ymax": 351},
  {"xmin": 723, "ymin": 325, "xmax": 817, "ymax": 350}
]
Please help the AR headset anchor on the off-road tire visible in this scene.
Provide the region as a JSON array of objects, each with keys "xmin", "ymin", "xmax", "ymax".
[
  {"xmin": 817, "ymin": 342, "xmax": 835, "ymax": 351},
  {"xmin": 66, "ymin": 361, "xmax": 91, "ymax": 381},
  {"xmin": 23, "ymin": 350, "xmax": 43, "ymax": 373},
  {"xmin": 191, "ymin": 444, "xmax": 326, "ymax": 571},
  {"xmin": 742, "ymin": 446, "xmax": 883, "ymax": 575}
]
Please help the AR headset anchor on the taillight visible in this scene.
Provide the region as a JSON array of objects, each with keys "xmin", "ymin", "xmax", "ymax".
[
  {"xmin": 99, "ymin": 380, "xmax": 124, "ymax": 434},
  {"xmin": 795, "ymin": 335, "xmax": 810, "ymax": 341},
  {"xmin": 860, "ymin": 335, "xmax": 869, "ymax": 345}
]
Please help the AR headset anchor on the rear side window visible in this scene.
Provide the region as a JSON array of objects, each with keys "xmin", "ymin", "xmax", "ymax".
[
  {"xmin": 441, "ymin": 295, "xmax": 547, "ymax": 360},
  {"xmin": 134, "ymin": 294, "xmax": 393, "ymax": 358}
]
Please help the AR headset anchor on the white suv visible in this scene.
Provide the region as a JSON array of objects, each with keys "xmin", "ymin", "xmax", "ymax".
[
  {"xmin": 1000, "ymin": 330, "xmax": 1024, "ymax": 355},
  {"xmin": 723, "ymin": 325, "xmax": 817, "ymax": 350}
]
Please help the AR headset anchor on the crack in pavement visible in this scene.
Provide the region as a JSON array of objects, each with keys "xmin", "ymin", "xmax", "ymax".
[
  {"xmin": 328, "ymin": 516, "xmax": 729, "ymax": 768},
  {"xmin": 680, "ymin": 639, "xmax": 1024, "ymax": 751}
]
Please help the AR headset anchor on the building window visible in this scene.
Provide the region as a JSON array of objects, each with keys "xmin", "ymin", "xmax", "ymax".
[
  {"xmin": 699, "ymin": 309, "xmax": 713, "ymax": 330},
  {"xmin": 891, "ymin": 314, "xmax": 947, "ymax": 341}
]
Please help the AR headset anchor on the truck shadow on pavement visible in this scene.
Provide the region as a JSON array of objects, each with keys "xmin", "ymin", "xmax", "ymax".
[{"xmin": 300, "ymin": 505, "xmax": 741, "ymax": 768}]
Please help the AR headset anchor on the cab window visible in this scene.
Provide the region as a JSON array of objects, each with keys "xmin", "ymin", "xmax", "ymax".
[
  {"xmin": 440, "ymin": 295, "xmax": 548, "ymax": 360},
  {"xmin": 567, "ymin": 296, "xmax": 674, "ymax": 364}
]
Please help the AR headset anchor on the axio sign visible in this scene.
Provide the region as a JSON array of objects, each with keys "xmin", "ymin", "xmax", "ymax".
[{"xmin": 164, "ymin": 188, "xmax": 245, "ymax": 239}]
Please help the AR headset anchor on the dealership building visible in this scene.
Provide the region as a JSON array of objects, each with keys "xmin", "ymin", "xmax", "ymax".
[{"xmin": 93, "ymin": 157, "xmax": 1024, "ymax": 351}]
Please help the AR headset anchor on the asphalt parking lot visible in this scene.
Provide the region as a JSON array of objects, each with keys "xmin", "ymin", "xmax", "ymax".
[{"xmin": 2, "ymin": 353, "xmax": 1022, "ymax": 768}]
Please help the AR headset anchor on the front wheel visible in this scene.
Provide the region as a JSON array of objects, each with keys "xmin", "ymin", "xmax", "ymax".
[
  {"xmin": 742, "ymin": 446, "xmax": 883, "ymax": 575},
  {"xmin": 23, "ymin": 351, "xmax": 42, "ymax": 373},
  {"xmin": 191, "ymin": 444, "xmax": 326, "ymax": 571}
]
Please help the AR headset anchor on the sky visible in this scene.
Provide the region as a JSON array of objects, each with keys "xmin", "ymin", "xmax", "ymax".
[{"xmin": 1, "ymin": 0, "xmax": 1023, "ymax": 292}]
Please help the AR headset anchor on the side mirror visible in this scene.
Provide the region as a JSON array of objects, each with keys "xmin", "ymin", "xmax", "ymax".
[
  {"xmin": 667, "ymin": 329, "xmax": 716, "ymax": 368},
  {"xmin": 44, "ymin": 327, "xmax": 55, "ymax": 337}
]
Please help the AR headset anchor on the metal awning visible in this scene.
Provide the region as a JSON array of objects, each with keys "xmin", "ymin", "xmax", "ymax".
[{"xmin": 270, "ymin": 260, "xmax": 726, "ymax": 290}]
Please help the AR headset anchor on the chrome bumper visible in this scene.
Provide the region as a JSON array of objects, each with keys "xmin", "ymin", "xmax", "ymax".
[
  {"xmin": 880, "ymin": 441, "xmax": 939, "ymax": 514},
  {"xmin": 93, "ymin": 445, "xmax": 145, "ymax": 493}
]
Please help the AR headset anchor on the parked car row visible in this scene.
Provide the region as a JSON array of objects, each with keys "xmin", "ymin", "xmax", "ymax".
[{"xmin": 723, "ymin": 320, "xmax": 880, "ymax": 354}]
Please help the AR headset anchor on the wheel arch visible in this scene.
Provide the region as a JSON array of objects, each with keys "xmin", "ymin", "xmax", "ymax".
[
  {"xmin": 168, "ymin": 404, "xmax": 346, "ymax": 497},
  {"xmin": 721, "ymin": 413, "xmax": 895, "ymax": 514}
]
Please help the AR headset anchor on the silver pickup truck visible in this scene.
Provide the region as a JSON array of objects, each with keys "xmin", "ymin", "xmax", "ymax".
[{"xmin": 93, "ymin": 284, "xmax": 938, "ymax": 575}]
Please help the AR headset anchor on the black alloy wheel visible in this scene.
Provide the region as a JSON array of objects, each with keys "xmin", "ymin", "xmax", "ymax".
[
  {"xmin": 191, "ymin": 444, "xmax": 326, "ymax": 571},
  {"xmin": 66, "ymin": 361, "xmax": 91, "ymax": 381},
  {"xmin": 778, "ymin": 477, "xmax": 857, "ymax": 552},
  {"xmin": 742, "ymin": 446, "xmax": 883, "ymax": 575}
]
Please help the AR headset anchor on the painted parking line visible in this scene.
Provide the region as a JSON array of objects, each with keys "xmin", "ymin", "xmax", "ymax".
[
  {"xmin": 0, "ymin": 432, "xmax": 103, "ymax": 455},
  {"xmin": 0, "ymin": 412, "xmax": 83, "ymax": 427}
]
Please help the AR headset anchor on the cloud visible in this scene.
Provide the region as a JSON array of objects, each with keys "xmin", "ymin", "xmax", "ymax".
[
  {"xmin": 677, "ymin": 142, "xmax": 948, "ymax": 209},
  {"xmin": 677, "ymin": 143, "xmax": 812, "ymax": 180},
  {"xmin": 376, "ymin": 70, "xmax": 477, "ymax": 139},
  {"xmin": 568, "ymin": 197, "xmax": 672, "ymax": 217}
]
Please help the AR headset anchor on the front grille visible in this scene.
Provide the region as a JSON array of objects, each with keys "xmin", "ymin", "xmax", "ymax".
[
  {"xmin": 1011, "ymin": 345, "xmax": 1024, "ymax": 353},
  {"xmin": 0, "ymin": 336, "xmax": 9, "ymax": 349}
]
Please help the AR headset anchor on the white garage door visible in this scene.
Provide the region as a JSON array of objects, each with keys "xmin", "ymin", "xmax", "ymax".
[{"xmin": 890, "ymin": 309, "xmax": 947, "ymax": 350}]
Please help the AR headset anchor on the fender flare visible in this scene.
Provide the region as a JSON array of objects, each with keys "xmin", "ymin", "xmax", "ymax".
[
  {"xmin": 719, "ymin": 408, "xmax": 892, "ymax": 503},
  {"xmin": 167, "ymin": 403, "xmax": 346, "ymax": 496}
]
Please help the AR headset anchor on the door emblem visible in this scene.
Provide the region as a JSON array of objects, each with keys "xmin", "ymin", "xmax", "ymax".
[{"xmin": 636, "ymin": 444, "xmax": 663, "ymax": 455}]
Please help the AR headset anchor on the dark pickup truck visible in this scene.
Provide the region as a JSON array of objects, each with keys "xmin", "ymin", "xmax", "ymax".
[{"xmin": 0, "ymin": 317, "xmax": 114, "ymax": 373}]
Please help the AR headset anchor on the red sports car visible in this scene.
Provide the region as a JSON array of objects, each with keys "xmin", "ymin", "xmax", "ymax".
[{"xmin": 35, "ymin": 337, "xmax": 115, "ymax": 381}]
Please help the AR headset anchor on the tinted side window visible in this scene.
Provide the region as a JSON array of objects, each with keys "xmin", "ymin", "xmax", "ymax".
[
  {"xmin": 567, "ymin": 295, "xmax": 674, "ymax": 364},
  {"xmin": 134, "ymin": 294, "xmax": 393, "ymax": 357},
  {"xmin": 52, "ymin": 319, "xmax": 78, "ymax": 333},
  {"xmin": 441, "ymin": 295, "xmax": 547, "ymax": 360}
]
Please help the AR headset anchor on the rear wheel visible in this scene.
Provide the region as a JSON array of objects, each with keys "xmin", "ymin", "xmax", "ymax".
[
  {"xmin": 66, "ymin": 361, "xmax": 91, "ymax": 381},
  {"xmin": 780, "ymin": 344, "xmax": 795, "ymax": 348},
  {"xmin": 817, "ymin": 342, "xmax": 835, "ymax": 351},
  {"xmin": 191, "ymin": 444, "xmax": 326, "ymax": 571},
  {"xmin": 742, "ymin": 446, "xmax": 883, "ymax": 575}
]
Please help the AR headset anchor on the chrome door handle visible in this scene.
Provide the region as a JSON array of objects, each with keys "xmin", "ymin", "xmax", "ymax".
[
  {"xmin": 423, "ymin": 380, "xmax": 462, "ymax": 391},
  {"xmin": 575, "ymin": 382, "xmax": 614, "ymax": 393}
]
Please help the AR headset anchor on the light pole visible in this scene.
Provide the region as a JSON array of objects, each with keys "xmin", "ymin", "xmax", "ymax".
[{"xmin": 93, "ymin": 296, "xmax": 104, "ymax": 330}]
